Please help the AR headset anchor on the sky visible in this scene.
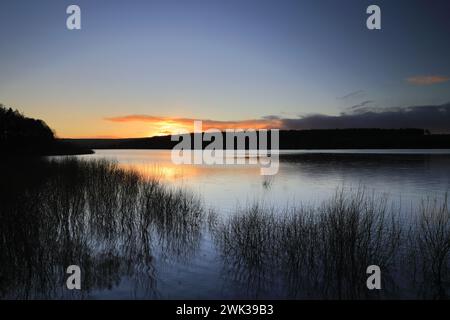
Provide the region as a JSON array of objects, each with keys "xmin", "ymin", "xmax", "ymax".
[{"xmin": 0, "ymin": 0, "xmax": 450, "ymax": 137}]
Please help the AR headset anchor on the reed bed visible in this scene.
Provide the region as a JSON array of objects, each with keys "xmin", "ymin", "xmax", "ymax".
[
  {"xmin": 211, "ymin": 189, "xmax": 449, "ymax": 299},
  {"xmin": 0, "ymin": 158, "xmax": 204, "ymax": 299}
]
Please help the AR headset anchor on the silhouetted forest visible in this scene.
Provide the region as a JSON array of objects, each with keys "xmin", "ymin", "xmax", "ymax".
[
  {"xmin": 0, "ymin": 105, "xmax": 92, "ymax": 155},
  {"xmin": 66, "ymin": 128, "xmax": 450, "ymax": 150}
]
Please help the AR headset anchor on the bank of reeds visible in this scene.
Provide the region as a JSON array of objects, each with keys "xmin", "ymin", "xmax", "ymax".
[
  {"xmin": 211, "ymin": 189, "xmax": 449, "ymax": 299},
  {"xmin": 0, "ymin": 158, "xmax": 204, "ymax": 299}
]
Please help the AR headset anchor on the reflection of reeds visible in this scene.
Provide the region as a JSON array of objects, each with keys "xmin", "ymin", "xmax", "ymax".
[
  {"xmin": 409, "ymin": 196, "xmax": 450, "ymax": 299},
  {"xmin": 0, "ymin": 158, "xmax": 204, "ymax": 299},
  {"xmin": 211, "ymin": 189, "xmax": 450, "ymax": 299},
  {"xmin": 312, "ymin": 190, "xmax": 402, "ymax": 299},
  {"xmin": 213, "ymin": 204, "xmax": 279, "ymax": 297},
  {"xmin": 262, "ymin": 176, "xmax": 273, "ymax": 190}
]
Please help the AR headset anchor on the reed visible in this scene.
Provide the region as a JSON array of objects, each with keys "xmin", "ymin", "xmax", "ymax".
[
  {"xmin": 0, "ymin": 158, "xmax": 204, "ymax": 298},
  {"xmin": 211, "ymin": 189, "xmax": 450, "ymax": 299}
]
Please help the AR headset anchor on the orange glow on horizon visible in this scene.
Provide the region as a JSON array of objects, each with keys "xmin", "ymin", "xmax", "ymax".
[
  {"xmin": 58, "ymin": 114, "xmax": 283, "ymax": 139},
  {"xmin": 99, "ymin": 114, "xmax": 283, "ymax": 139}
]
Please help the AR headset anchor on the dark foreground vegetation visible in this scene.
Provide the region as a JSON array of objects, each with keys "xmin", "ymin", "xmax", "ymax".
[
  {"xmin": 209, "ymin": 190, "xmax": 450, "ymax": 299},
  {"xmin": 0, "ymin": 158, "xmax": 449, "ymax": 299},
  {"xmin": 65, "ymin": 128, "xmax": 450, "ymax": 150},
  {"xmin": 0, "ymin": 105, "xmax": 92, "ymax": 155},
  {"xmin": 0, "ymin": 158, "xmax": 203, "ymax": 298}
]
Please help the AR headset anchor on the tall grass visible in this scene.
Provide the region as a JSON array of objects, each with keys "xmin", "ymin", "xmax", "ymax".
[
  {"xmin": 409, "ymin": 196, "xmax": 450, "ymax": 299},
  {"xmin": 211, "ymin": 189, "xmax": 449, "ymax": 299},
  {"xmin": 0, "ymin": 158, "xmax": 204, "ymax": 299}
]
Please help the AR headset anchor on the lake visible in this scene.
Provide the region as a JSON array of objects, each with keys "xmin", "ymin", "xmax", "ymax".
[
  {"xmin": 77, "ymin": 149, "xmax": 450, "ymax": 299},
  {"xmin": 78, "ymin": 149, "xmax": 450, "ymax": 214},
  {"xmin": 1, "ymin": 149, "xmax": 450, "ymax": 299}
]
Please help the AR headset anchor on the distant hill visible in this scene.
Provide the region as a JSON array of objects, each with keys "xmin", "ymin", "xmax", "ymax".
[
  {"xmin": 64, "ymin": 128, "xmax": 450, "ymax": 150},
  {"xmin": 0, "ymin": 104, "xmax": 93, "ymax": 156}
]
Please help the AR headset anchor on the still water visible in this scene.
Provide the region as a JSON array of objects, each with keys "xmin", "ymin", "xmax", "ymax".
[
  {"xmin": 73, "ymin": 149, "xmax": 450, "ymax": 299},
  {"xmin": 2, "ymin": 150, "xmax": 450, "ymax": 299},
  {"xmin": 78, "ymin": 149, "xmax": 450, "ymax": 214}
]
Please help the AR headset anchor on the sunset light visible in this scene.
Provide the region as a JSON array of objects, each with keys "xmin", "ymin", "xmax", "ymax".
[{"xmin": 2, "ymin": 0, "xmax": 450, "ymax": 310}]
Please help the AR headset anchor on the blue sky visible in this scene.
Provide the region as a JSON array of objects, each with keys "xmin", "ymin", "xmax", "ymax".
[{"xmin": 0, "ymin": 0, "xmax": 449, "ymax": 137}]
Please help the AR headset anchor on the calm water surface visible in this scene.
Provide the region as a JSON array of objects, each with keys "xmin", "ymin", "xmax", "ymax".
[
  {"xmin": 69, "ymin": 149, "xmax": 450, "ymax": 299},
  {"xmin": 3, "ymin": 150, "xmax": 450, "ymax": 299},
  {"xmin": 78, "ymin": 149, "xmax": 450, "ymax": 214}
]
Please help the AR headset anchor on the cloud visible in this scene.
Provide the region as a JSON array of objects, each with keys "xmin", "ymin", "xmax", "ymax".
[
  {"xmin": 406, "ymin": 75, "xmax": 450, "ymax": 85},
  {"xmin": 261, "ymin": 115, "xmax": 281, "ymax": 120},
  {"xmin": 347, "ymin": 100, "xmax": 374, "ymax": 111},
  {"xmin": 105, "ymin": 115, "xmax": 283, "ymax": 134},
  {"xmin": 280, "ymin": 103, "xmax": 450, "ymax": 133},
  {"xmin": 337, "ymin": 90, "xmax": 365, "ymax": 100},
  {"xmin": 105, "ymin": 115, "xmax": 161, "ymax": 123},
  {"xmin": 105, "ymin": 102, "xmax": 450, "ymax": 136}
]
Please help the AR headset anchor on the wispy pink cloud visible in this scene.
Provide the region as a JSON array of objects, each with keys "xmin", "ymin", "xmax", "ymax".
[
  {"xmin": 104, "ymin": 115, "xmax": 283, "ymax": 132},
  {"xmin": 406, "ymin": 75, "xmax": 450, "ymax": 85}
]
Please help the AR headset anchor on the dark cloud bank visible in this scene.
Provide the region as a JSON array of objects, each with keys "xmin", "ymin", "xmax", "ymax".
[{"xmin": 279, "ymin": 103, "xmax": 450, "ymax": 133}]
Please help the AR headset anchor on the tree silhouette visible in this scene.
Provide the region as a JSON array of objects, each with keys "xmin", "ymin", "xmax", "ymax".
[{"xmin": 0, "ymin": 104, "xmax": 91, "ymax": 155}]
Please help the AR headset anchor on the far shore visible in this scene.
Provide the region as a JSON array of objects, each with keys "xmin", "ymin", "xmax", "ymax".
[{"xmin": 62, "ymin": 128, "xmax": 450, "ymax": 150}]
